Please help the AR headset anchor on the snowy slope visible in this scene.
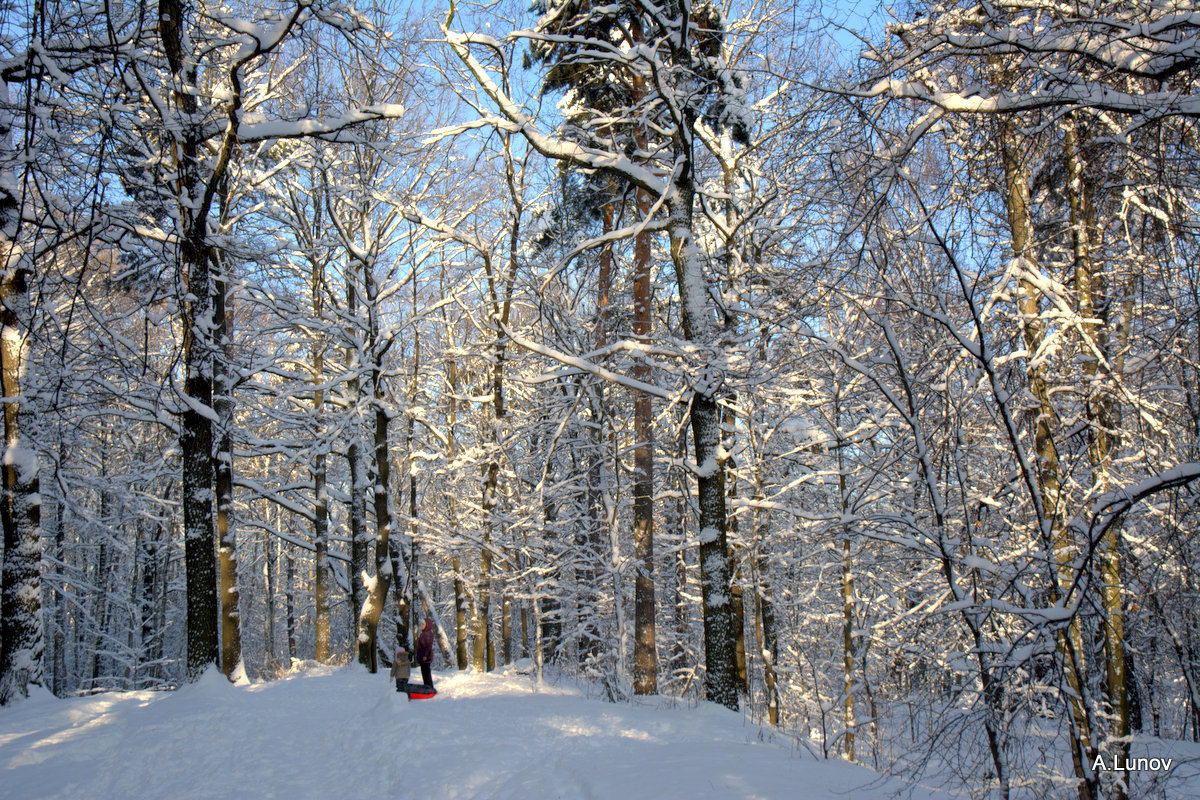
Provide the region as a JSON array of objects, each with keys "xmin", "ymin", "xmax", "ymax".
[{"xmin": 0, "ymin": 665, "xmax": 955, "ymax": 800}]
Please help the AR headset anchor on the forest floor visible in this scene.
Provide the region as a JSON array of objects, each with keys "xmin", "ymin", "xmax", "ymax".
[{"xmin": 0, "ymin": 662, "xmax": 961, "ymax": 800}]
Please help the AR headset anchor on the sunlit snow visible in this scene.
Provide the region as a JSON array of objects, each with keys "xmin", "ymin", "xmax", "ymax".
[{"xmin": 0, "ymin": 665, "xmax": 960, "ymax": 800}]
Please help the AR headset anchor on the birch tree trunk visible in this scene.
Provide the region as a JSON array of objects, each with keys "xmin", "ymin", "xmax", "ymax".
[{"xmin": 0, "ymin": 78, "xmax": 42, "ymax": 702}]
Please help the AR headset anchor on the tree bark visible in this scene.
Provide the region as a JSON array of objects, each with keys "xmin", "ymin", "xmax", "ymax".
[
  {"xmin": 632, "ymin": 185, "xmax": 658, "ymax": 696},
  {"xmin": 1001, "ymin": 120, "xmax": 1095, "ymax": 800},
  {"xmin": 502, "ymin": 549, "xmax": 513, "ymax": 667},
  {"xmin": 357, "ymin": 261, "xmax": 393, "ymax": 673},
  {"xmin": 52, "ymin": 453, "xmax": 67, "ymax": 696},
  {"xmin": 0, "ymin": 138, "xmax": 42, "ymax": 699},
  {"xmin": 263, "ymin": 523, "xmax": 276, "ymax": 673},
  {"xmin": 835, "ymin": 406, "xmax": 855, "ymax": 760},
  {"xmin": 453, "ymin": 554, "xmax": 469, "ymax": 669},
  {"xmin": 311, "ymin": 250, "xmax": 330, "ymax": 663},
  {"xmin": 475, "ymin": 461, "xmax": 496, "ymax": 672},
  {"xmin": 285, "ymin": 546, "xmax": 297, "ymax": 663},
  {"xmin": 346, "ymin": 264, "xmax": 368, "ymax": 662},
  {"xmin": 581, "ymin": 199, "xmax": 614, "ymax": 668},
  {"xmin": 667, "ymin": 137, "xmax": 738, "ymax": 711},
  {"xmin": 445, "ymin": 336, "xmax": 470, "ymax": 669},
  {"xmin": 214, "ymin": 254, "xmax": 242, "ymax": 679},
  {"xmin": 473, "ymin": 135, "xmax": 521, "ymax": 673},
  {"xmin": 159, "ymin": 0, "xmax": 219, "ymax": 684},
  {"xmin": 1065, "ymin": 116, "xmax": 1133, "ymax": 800}
]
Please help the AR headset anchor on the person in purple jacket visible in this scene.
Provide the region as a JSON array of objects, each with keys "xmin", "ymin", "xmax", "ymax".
[{"xmin": 416, "ymin": 617, "xmax": 436, "ymax": 688}]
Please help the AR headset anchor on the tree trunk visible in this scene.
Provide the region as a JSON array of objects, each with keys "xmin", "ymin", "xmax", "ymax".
[
  {"xmin": 1002, "ymin": 121, "xmax": 1094, "ymax": 800},
  {"xmin": 311, "ymin": 250, "xmax": 330, "ymax": 662},
  {"xmin": 580, "ymin": 201, "xmax": 613, "ymax": 667},
  {"xmin": 51, "ymin": 464, "xmax": 67, "ymax": 696},
  {"xmin": 312, "ymin": 455, "xmax": 330, "ymax": 663},
  {"xmin": 751, "ymin": 431, "xmax": 780, "ymax": 725},
  {"xmin": 667, "ymin": 137, "xmax": 738, "ymax": 711},
  {"xmin": 346, "ymin": 267, "xmax": 368, "ymax": 661},
  {"xmin": 475, "ymin": 461, "xmax": 496, "ymax": 672},
  {"xmin": 836, "ymin": 416, "xmax": 855, "ymax": 760},
  {"xmin": 263, "ymin": 524, "xmax": 276, "ymax": 674},
  {"xmin": 720, "ymin": 156, "xmax": 745, "ymax": 700},
  {"xmin": 1065, "ymin": 117, "xmax": 1134, "ymax": 800},
  {"xmin": 501, "ymin": 551, "xmax": 513, "ymax": 667},
  {"xmin": 474, "ymin": 135, "xmax": 520, "ymax": 674},
  {"xmin": 670, "ymin": 411, "xmax": 690, "ymax": 684},
  {"xmin": 403, "ymin": 278, "xmax": 421, "ymax": 652},
  {"xmin": 0, "ymin": 185, "xmax": 41, "ymax": 700},
  {"xmin": 357, "ymin": 263, "xmax": 393, "ymax": 673},
  {"xmin": 728, "ymin": 507, "xmax": 746, "ymax": 696},
  {"xmin": 542, "ymin": 499, "xmax": 562, "ymax": 665},
  {"xmin": 754, "ymin": 543, "xmax": 779, "ymax": 727},
  {"xmin": 88, "ymin": 527, "xmax": 109, "ymax": 689},
  {"xmin": 389, "ymin": 539, "xmax": 410, "ymax": 651},
  {"xmin": 159, "ymin": 0, "xmax": 219, "ymax": 684},
  {"xmin": 214, "ymin": 255, "xmax": 241, "ymax": 680},
  {"xmin": 632, "ymin": 185, "xmax": 658, "ymax": 696},
  {"xmin": 285, "ymin": 547, "xmax": 297, "ymax": 663},
  {"xmin": 453, "ymin": 554, "xmax": 469, "ymax": 669}
]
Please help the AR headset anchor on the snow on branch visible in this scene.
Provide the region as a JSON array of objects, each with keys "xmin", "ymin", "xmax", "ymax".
[
  {"xmin": 440, "ymin": 15, "xmax": 664, "ymax": 196},
  {"xmin": 238, "ymin": 105, "xmax": 407, "ymax": 143},
  {"xmin": 500, "ymin": 321, "xmax": 679, "ymax": 402},
  {"xmin": 1059, "ymin": 462, "xmax": 1200, "ymax": 606}
]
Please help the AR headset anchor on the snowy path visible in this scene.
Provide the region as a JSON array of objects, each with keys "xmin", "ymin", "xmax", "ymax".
[{"xmin": 1, "ymin": 665, "xmax": 953, "ymax": 800}]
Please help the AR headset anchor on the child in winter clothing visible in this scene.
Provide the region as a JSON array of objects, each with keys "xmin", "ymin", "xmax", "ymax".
[{"xmin": 389, "ymin": 647, "xmax": 411, "ymax": 693}]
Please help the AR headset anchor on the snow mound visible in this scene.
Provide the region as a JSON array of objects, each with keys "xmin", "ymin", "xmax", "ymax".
[{"xmin": 0, "ymin": 666, "xmax": 953, "ymax": 800}]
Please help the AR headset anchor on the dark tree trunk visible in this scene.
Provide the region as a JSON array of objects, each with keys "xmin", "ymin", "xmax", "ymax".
[
  {"xmin": 667, "ymin": 146, "xmax": 738, "ymax": 711},
  {"xmin": 52, "ymin": 465, "xmax": 68, "ymax": 695},
  {"xmin": 390, "ymin": 539, "xmax": 410, "ymax": 651},
  {"xmin": 689, "ymin": 390, "xmax": 738, "ymax": 710},
  {"xmin": 0, "ymin": 218, "xmax": 41, "ymax": 701},
  {"xmin": 475, "ymin": 460, "xmax": 496, "ymax": 672},
  {"xmin": 453, "ymin": 554, "xmax": 469, "ymax": 669},
  {"xmin": 632, "ymin": 187, "xmax": 658, "ymax": 695},
  {"xmin": 311, "ymin": 255, "xmax": 330, "ymax": 663},
  {"xmin": 160, "ymin": 0, "xmax": 219, "ymax": 684},
  {"xmin": 346, "ymin": 266, "xmax": 368, "ymax": 661},
  {"xmin": 263, "ymin": 525, "xmax": 276, "ymax": 674},
  {"xmin": 285, "ymin": 548, "xmax": 297, "ymax": 663},
  {"xmin": 357, "ymin": 263, "xmax": 393, "ymax": 673}
]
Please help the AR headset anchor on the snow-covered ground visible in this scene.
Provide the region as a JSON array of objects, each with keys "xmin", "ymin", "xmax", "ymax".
[{"xmin": 1, "ymin": 664, "xmax": 958, "ymax": 800}]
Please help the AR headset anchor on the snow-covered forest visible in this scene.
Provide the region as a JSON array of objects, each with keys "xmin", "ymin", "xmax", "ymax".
[{"xmin": 0, "ymin": 0, "xmax": 1198, "ymax": 798}]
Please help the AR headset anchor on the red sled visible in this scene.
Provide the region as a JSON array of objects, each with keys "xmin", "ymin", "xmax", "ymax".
[{"xmin": 405, "ymin": 682, "xmax": 437, "ymax": 700}]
